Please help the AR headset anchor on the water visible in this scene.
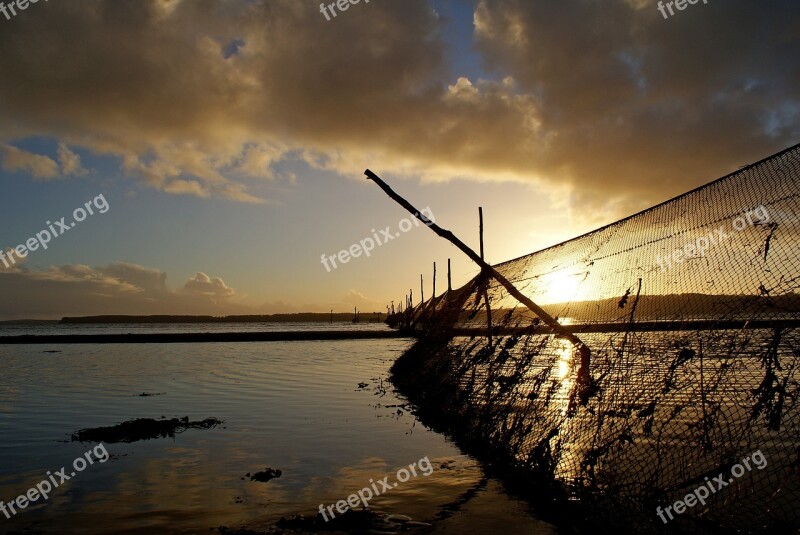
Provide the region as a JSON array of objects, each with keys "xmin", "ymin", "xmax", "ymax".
[
  {"xmin": 0, "ymin": 321, "xmax": 392, "ymax": 337},
  {"xmin": 0, "ymin": 324, "xmax": 557, "ymax": 534}
]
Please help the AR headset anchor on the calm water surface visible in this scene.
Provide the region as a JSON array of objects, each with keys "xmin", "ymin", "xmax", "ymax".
[{"xmin": 0, "ymin": 324, "xmax": 557, "ymax": 534}]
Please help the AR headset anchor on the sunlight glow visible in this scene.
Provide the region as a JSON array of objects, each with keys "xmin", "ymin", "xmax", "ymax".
[
  {"xmin": 555, "ymin": 339, "xmax": 573, "ymax": 380},
  {"xmin": 541, "ymin": 271, "xmax": 580, "ymax": 304}
]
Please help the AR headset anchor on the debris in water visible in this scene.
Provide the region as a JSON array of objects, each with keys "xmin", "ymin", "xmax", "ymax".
[
  {"xmin": 249, "ymin": 468, "xmax": 282, "ymax": 482},
  {"xmin": 71, "ymin": 416, "xmax": 223, "ymax": 443}
]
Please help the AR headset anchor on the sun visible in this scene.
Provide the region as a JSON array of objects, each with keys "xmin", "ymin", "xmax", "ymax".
[{"xmin": 541, "ymin": 271, "xmax": 580, "ymax": 304}]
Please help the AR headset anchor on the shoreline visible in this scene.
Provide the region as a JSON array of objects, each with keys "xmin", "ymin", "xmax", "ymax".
[{"xmin": 0, "ymin": 330, "xmax": 412, "ymax": 344}]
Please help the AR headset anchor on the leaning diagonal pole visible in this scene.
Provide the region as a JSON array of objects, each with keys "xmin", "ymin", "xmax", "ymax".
[{"xmin": 365, "ymin": 169, "xmax": 593, "ymax": 402}]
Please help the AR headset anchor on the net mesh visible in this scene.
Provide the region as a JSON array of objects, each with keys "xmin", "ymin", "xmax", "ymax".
[{"xmin": 390, "ymin": 144, "xmax": 800, "ymax": 533}]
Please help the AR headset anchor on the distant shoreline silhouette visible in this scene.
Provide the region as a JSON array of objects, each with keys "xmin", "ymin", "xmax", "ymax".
[{"xmin": 57, "ymin": 313, "xmax": 383, "ymax": 324}]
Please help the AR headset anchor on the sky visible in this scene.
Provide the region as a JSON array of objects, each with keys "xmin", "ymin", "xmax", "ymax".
[{"xmin": 0, "ymin": 0, "xmax": 798, "ymax": 320}]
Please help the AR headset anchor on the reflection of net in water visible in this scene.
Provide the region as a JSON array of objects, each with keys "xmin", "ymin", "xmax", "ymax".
[{"xmin": 389, "ymin": 144, "xmax": 800, "ymax": 532}]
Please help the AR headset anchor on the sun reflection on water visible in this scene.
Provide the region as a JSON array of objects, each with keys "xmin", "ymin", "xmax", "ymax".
[{"xmin": 555, "ymin": 339, "xmax": 573, "ymax": 382}]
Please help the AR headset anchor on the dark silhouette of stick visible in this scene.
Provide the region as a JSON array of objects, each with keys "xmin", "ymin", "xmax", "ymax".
[{"xmin": 365, "ymin": 169, "xmax": 592, "ymax": 397}]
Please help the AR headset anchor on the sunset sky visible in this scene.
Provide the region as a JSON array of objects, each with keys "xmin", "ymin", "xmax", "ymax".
[{"xmin": 0, "ymin": 0, "xmax": 798, "ymax": 320}]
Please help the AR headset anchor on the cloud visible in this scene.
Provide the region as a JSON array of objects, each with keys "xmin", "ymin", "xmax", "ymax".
[
  {"xmin": 1, "ymin": 143, "xmax": 90, "ymax": 179},
  {"xmin": 96, "ymin": 262, "xmax": 167, "ymax": 293},
  {"xmin": 0, "ymin": 0, "xmax": 542, "ymax": 201},
  {"xmin": 1, "ymin": 144, "xmax": 60, "ymax": 179},
  {"xmin": 0, "ymin": 261, "xmax": 386, "ymax": 320},
  {"xmin": 181, "ymin": 272, "xmax": 237, "ymax": 301},
  {"xmin": 472, "ymin": 0, "xmax": 800, "ymax": 219},
  {"xmin": 57, "ymin": 143, "xmax": 89, "ymax": 176},
  {"xmin": 0, "ymin": 0, "xmax": 796, "ymax": 221},
  {"xmin": 0, "ymin": 247, "xmax": 28, "ymax": 272},
  {"xmin": 0, "ymin": 262, "xmax": 244, "ymax": 320},
  {"xmin": 330, "ymin": 289, "xmax": 383, "ymax": 313}
]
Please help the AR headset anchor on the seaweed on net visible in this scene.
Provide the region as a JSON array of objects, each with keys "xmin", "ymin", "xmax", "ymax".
[{"xmin": 386, "ymin": 144, "xmax": 800, "ymax": 533}]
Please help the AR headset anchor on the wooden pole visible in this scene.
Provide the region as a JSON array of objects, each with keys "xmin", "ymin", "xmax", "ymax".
[
  {"xmin": 365, "ymin": 169, "xmax": 592, "ymax": 394},
  {"xmin": 479, "ymin": 207, "xmax": 485, "ymax": 260},
  {"xmin": 480, "ymin": 207, "xmax": 493, "ymax": 349},
  {"xmin": 699, "ymin": 336, "xmax": 710, "ymax": 451},
  {"xmin": 447, "ymin": 258, "xmax": 452, "ymax": 292},
  {"xmin": 409, "ymin": 289, "xmax": 414, "ymax": 327},
  {"xmin": 420, "ymin": 274, "xmax": 424, "ymax": 304},
  {"xmin": 433, "ymin": 262, "xmax": 436, "ymax": 299}
]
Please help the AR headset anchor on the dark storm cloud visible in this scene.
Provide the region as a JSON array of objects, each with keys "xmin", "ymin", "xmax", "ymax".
[
  {"xmin": 474, "ymin": 0, "xmax": 800, "ymax": 214},
  {"xmin": 0, "ymin": 0, "xmax": 796, "ymax": 218}
]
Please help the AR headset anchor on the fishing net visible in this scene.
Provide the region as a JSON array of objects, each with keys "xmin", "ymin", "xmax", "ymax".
[{"xmin": 390, "ymin": 144, "xmax": 800, "ymax": 533}]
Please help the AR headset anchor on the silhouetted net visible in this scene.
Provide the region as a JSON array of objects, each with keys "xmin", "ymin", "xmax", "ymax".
[{"xmin": 390, "ymin": 144, "xmax": 800, "ymax": 533}]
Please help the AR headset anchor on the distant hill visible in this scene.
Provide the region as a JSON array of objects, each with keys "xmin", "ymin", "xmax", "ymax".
[
  {"xmin": 548, "ymin": 293, "xmax": 800, "ymax": 321},
  {"xmin": 49, "ymin": 294, "xmax": 800, "ymax": 325},
  {"xmin": 60, "ymin": 313, "xmax": 384, "ymax": 324},
  {"xmin": 0, "ymin": 319, "xmax": 61, "ymax": 325},
  {"xmin": 453, "ymin": 293, "xmax": 800, "ymax": 325}
]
